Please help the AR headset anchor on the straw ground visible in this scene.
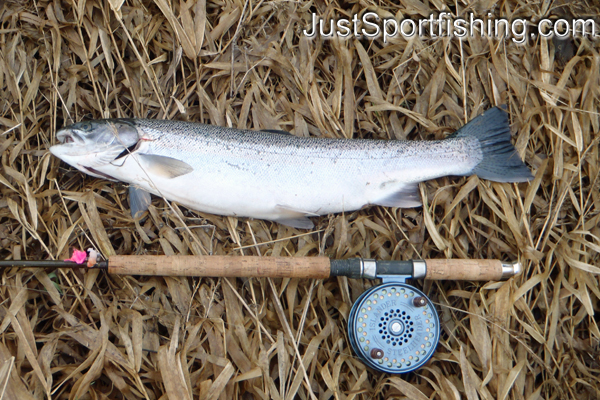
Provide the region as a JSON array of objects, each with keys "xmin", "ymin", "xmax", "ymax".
[{"xmin": 0, "ymin": 0, "xmax": 599, "ymax": 398}]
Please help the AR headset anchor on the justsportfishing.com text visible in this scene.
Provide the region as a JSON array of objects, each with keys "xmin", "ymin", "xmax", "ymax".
[{"xmin": 303, "ymin": 12, "xmax": 598, "ymax": 44}]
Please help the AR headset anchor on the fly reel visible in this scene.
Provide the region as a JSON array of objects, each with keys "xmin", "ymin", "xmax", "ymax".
[
  {"xmin": 348, "ymin": 280, "xmax": 439, "ymax": 374},
  {"xmin": 336, "ymin": 258, "xmax": 520, "ymax": 374}
]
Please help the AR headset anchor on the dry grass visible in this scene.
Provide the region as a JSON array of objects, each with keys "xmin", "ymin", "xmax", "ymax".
[{"xmin": 0, "ymin": 0, "xmax": 599, "ymax": 398}]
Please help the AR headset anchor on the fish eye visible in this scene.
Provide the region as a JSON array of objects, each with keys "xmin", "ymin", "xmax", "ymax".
[{"xmin": 79, "ymin": 122, "xmax": 92, "ymax": 131}]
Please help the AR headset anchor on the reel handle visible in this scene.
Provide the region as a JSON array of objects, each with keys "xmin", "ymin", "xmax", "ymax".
[{"xmin": 424, "ymin": 259, "xmax": 516, "ymax": 281}]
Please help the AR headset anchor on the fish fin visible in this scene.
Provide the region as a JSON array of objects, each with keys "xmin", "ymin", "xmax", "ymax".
[
  {"xmin": 275, "ymin": 217, "xmax": 315, "ymax": 229},
  {"xmin": 262, "ymin": 129, "xmax": 291, "ymax": 135},
  {"xmin": 129, "ymin": 186, "xmax": 152, "ymax": 218},
  {"xmin": 138, "ymin": 154, "xmax": 194, "ymax": 178},
  {"xmin": 274, "ymin": 204, "xmax": 317, "ymax": 229},
  {"xmin": 451, "ymin": 107, "xmax": 533, "ymax": 182},
  {"xmin": 275, "ymin": 204, "xmax": 320, "ymax": 217},
  {"xmin": 374, "ymin": 182, "xmax": 422, "ymax": 208}
]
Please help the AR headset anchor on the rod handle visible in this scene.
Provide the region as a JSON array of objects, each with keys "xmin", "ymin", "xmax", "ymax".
[
  {"xmin": 424, "ymin": 259, "xmax": 511, "ymax": 281},
  {"xmin": 107, "ymin": 255, "xmax": 331, "ymax": 278}
]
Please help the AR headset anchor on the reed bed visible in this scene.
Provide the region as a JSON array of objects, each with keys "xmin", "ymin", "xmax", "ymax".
[{"xmin": 0, "ymin": 0, "xmax": 599, "ymax": 398}]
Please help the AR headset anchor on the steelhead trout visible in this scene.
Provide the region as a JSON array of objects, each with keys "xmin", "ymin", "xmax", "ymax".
[{"xmin": 49, "ymin": 107, "xmax": 532, "ymax": 228}]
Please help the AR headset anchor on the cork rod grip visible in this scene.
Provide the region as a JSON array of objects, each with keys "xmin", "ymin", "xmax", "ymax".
[
  {"xmin": 107, "ymin": 255, "xmax": 331, "ymax": 278},
  {"xmin": 424, "ymin": 259, "xmax": 504, "ymax": 281}
]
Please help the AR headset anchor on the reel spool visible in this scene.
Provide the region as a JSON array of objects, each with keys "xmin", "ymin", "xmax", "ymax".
[{"xmin": 348, "ymin": 280, "xmax": 440, "ymax": 374}]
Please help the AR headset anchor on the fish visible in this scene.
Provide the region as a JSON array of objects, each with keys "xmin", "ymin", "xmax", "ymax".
[{"xmin": 49, "ymin": 107, "xmax": 532, "ymax": 229}]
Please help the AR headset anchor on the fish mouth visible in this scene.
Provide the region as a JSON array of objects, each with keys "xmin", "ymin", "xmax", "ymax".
[{"xmin": 56, "ymin": 129, "xmax": 82, "ymax": 145}]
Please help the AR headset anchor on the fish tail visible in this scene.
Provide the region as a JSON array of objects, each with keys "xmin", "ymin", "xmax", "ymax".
[{"xmin": 451, "ymin": 107, "xmax": 533, "ymax": 182}]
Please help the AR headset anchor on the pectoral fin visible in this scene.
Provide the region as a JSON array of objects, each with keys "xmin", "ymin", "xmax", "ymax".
[
  {"xmin": 138, "ymin": 154, "xmax": 193, "ymax": 178},
  {"xmin": 129, "ymin": 186, "xmax": 152, "ymax": 218}
]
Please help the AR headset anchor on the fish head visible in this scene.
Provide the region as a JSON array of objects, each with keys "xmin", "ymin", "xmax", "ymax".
[{"xmin": 50, "ymin": 119, "xmax": 140, "ymax": 178}]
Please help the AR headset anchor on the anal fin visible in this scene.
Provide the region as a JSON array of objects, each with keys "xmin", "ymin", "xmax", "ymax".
[{"xmin": 374, "ymin": 182, "xmax": 422, "ymax": 208}]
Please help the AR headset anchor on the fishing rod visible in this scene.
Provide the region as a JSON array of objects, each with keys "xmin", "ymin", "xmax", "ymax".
[
  {"xmin": 0, "ymin": 252, "xmax": 521, "ymax": 374},
  {"xmin": 0, "ymin": 253, "xmax": 520, "ymax": 280}
]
